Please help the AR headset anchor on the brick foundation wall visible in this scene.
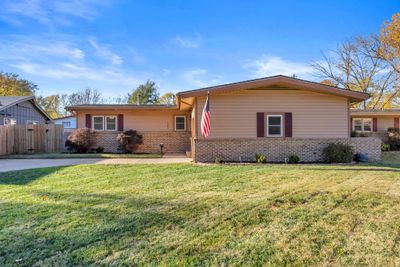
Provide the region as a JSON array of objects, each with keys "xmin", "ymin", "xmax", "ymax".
[
  {"xmin": 93, "ymin": 131, "xmax": 191, "ymax": 154},
  {"xmin": 194, "ymin": 137, "xmax": 381, "ymax": 163}
]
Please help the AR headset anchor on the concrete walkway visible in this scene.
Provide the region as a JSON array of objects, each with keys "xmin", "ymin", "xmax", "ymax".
[{"xmin": 0, "ymin": 156, "xmax": 192, "ymax": 172}]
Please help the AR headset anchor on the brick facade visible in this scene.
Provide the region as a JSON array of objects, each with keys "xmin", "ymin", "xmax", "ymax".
[
  {"xmin": 362, "ymin": 132, "xmax": 389, "ymax": 142},
  {"xmin": 194, "ymin": 137, "xmax": 381, "ymax": 163},
  {"xmin": 93, "ymin": 131, "xmax": 191, "ymax": 154}
]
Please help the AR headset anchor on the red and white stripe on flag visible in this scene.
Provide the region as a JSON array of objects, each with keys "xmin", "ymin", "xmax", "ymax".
[{"xmin": 201, "ymin": 95, "xmax": 210, "ymax": 138}]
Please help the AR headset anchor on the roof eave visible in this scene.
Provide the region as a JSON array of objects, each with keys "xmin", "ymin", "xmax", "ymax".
[{"xmin": 65, "ymin": 105, "xmax": 179, "ymax": 111}]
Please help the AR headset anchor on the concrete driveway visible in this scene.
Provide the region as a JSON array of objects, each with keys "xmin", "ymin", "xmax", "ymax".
[{"xmin": 0, "ymin": 156, "xmax": 192, "ymax": 172}]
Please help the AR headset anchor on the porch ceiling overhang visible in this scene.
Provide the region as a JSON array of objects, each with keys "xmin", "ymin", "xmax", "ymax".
[{"xmin": 350, "ymin": 109, "xmax": 400, "ymax": 116}]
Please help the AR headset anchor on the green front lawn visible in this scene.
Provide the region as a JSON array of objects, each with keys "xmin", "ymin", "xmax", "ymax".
[
  {"xmin": 0, "ymin": 152, "xmax": 162, "ymax": 159},
  {"xmin": 0, "ymin": 162, "xmax": 399, "ymax": 266}
]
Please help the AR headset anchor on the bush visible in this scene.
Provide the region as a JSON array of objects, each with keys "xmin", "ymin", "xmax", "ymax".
[
  {"xmin": 255, "ymin": 153, "xmax": 267, "ymax": 163},
  {"xmin": 214, "ymin": 157, "xmax": 224, "ymax": 164},
  {"xmin": 288, "ymin": 154, "xmax": 300, "ymax": 164},
  {"xmin": 381, "ymin": 143, "xmax": 390, "ymax": 152},
  {"xmin": 386, "ymin": 128, "xmax": 400, "ymax": 151},
  {"xmin": 322, "ymin": 143, "xmax": 354, "ymax": 163},
  {"xmin": 96, "ymin": 146, "xmax": 104, "ymax": 153},
  {"xmin": 65, "ymin": 128, "xmax": 96, "ymax": 153},
  {"xmin": 116, "ymin": 130, "xmax": 143, "ymax": 153},
  {"xmin": 387, "ymin": 139, "xmax": 400, "ymax": 151},
  {"xmin": 351, "ymin": 131, "xmax": 369, "ymax": 137}
]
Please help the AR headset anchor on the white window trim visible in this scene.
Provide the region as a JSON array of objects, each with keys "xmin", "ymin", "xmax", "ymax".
[
  {"xmin": 92, "ymin": 116, "xmax": 104, "ymax": 131},
  {"xmin": 352, "ymin": 118, "xmax": 372, "ymax": 132},
  {"xmin": 266, "ymin": 114, "xmax": 283, "ymax": 137},
  {"xmin": 105, "ymin": 116, "xmax": 117, "ymax": 131},
  {"xmin": 174, "ymin": 115, "xmax": 186, "ymax": 131}
]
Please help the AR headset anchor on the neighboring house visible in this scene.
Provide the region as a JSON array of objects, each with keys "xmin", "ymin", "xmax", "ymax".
[
  {"xmin": 0, "ymin": 96, "xmax": 52, "ymax": 125},
  {"xmin": 54, "ymin": 115, "xmax": 77, "ymax": 129},
  {"xmin": 350, "ymin": 109, "xmax": 400, "ymax": 140},
  {"xmin": 67, "ymin": 75, "xmax": 381, "ymax": 162}
]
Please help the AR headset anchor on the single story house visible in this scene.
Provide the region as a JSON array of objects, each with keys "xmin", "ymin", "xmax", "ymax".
[
  {"xmin": 67, "ymin": 75, "xmax": 382, "ymax": 162},
  {"xmin": 0, "ymin": 96, "xmax": 52, "ymax": 125},
  {"xmin": 350, "ymin": 109, "xmax": 400, "ymax": 140},
  {"xmin": 54, "ymin": 115, "xmax": 77, "ymax": 129}
]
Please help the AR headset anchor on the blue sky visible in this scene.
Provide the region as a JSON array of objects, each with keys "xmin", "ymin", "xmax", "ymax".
[{"xmin": 0, "ymin": 0, "xmax": 398, "ymax": 98}]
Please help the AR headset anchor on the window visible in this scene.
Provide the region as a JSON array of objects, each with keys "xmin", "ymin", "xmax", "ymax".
[
  {"xmin": 62, "ymin": 121, "xmax": 71, "ymax": 127},
  {"xmin": 26, "ymin": 120, "xmax": 38, "ymax": 125},
  {"xmin": 175, "ymin": 115, "xmax": 186, "ymax": 131},
  {"xmin": 105, "ymin": 116, "xmax": 117, "ymax": 131},
  {"xmin": 93, "ymin": 116, "xmax": 104, "ymax": 131},
  {"xmin": 353, "ymin": 118, "xmax": 372, "ymax": 132},
  {"xmin": 91, "ymin": 115, "xmax": 118, "ymax": 131},
  {"xmin": 267, "ymin": 115, "xmax": 283, "ymax": 137},
  {"xmin": 4, "ymin": 117, "xmax": 16, "ymax": 125}
]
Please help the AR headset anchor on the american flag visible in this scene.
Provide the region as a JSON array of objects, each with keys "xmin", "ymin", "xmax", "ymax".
[{"xmin": 201, "ymin": 95, "xmax": 211, "ymax": 138}]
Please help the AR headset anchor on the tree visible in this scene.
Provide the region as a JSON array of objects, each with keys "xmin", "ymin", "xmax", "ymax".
[
  {"xmin": 158, "ymin": 92, "xmax": 176, "ymax": 105},
  {"xmin": 127, "ymin": 80, "xmax": 159, "ymax": 104},
  {"xmin": 106, "ymin": 96, "xmax": 128, "ymax": 104},
  {"xmin": 380, "ymin": 13, "xmax": 400, "ymax": 76},
  {"xmin": 320, "ymin": 79, "xmax": 337, "ymax": 87},
  {"xmin": 66, "ymin": 88, "xmax": 103, "ymax": 106},
  {"xmin": 37, "ymin": 88, "xmax": 105, "ymax": 118},
  {"xmin": 381, "ymin": 13, "xmax": 400, "ymax": 60},
  {"xmin": 0, "ymin": 72, "xmax": 38, "ymax": 96},
  {"xmin": 311, "ymin": 36, "xmax": 399, "ymax": 109},
  {"xmin": 36, "ymin": 95, "xmax": 63, "ymax": 119}
]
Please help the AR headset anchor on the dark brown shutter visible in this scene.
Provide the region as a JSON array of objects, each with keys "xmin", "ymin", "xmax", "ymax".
[
  {"xmin": 350, "ymin": 118, "xmax": 353, "ymax": 133},
  {"xmin": 373, "ymin": 118, "xmax": 378, "ymax": 132},
  {"xmin": 284, "ymin": 112, "xmax": 293, "ymax": 137},
  {"xmin": 117, "ymin": 114, "xmax": 124, "ymax": 131},
  {"xmin": 256, "ymin": 112, "xmax": 264, "ymax": 137},
  {"xmin": 85, "ymin": 114, "xmax": 92, "ymax": 128},
  {"xmin": 395, "ymin": 117, "xmax": 399, "ymax": 129}
]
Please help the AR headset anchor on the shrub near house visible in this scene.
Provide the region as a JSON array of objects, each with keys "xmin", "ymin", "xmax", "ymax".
[{"xmin": 66, "ymin": 128, "xmax": 96, "ymax": 153}]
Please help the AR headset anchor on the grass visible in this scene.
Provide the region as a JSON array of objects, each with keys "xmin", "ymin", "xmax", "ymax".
[
  {"xmin": 0, "ymin": 152, "xmax": 400, "ymax": 266},
  {"xmin": 380, "ymin": 151, "xmax": 400, "ymax": 166},
  {"xmin": 0, "ymin": 152, "xmax": 162, "ymax": 159}
]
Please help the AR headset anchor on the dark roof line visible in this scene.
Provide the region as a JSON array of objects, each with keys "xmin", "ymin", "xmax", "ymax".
[{"xmin": 65, "ymin": 103, "xmax": 178, "ymax": 110}]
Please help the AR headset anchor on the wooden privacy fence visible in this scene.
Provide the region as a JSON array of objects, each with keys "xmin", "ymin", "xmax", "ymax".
[{"xmin": 0, "ymin": 124, "xmax": 64, "ymax": 155}]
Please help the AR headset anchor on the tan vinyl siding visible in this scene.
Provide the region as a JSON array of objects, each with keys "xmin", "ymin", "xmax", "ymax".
[
  {"xmin": 196, "ymin": 89, "xmax": 349, "ymax": 138},
  {"xmin": 77, "ymin": 109, "xmax": 190, "ymax": 132},
  {"xmin": 378, "ymin": 116, "xmax": 397, "ymax": 131},
  {"xmin": 351, "ymin": 115, "xmax": 397, "ymax": 132}
]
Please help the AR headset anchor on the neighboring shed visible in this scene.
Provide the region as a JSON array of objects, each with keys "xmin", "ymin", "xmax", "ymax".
[{"xmin": 0, "ymin": 96, "xmax": 52, "ymax": 125}]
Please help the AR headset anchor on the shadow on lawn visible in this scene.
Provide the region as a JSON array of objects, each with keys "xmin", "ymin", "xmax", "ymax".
[
  {"xmin": 0, "ymin": 193, "xmax": 193, "ymax": 266},
  {"xmin": 309, "ymin": 167, "xmax": 400, "ymax": 173},
  {"xmin": 0, "ymin": 166, "xmax": 67, "ymax": 185},
  {"xmin": 307, "ymin": 162, "xmax": 400, "ymax": 173}
]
